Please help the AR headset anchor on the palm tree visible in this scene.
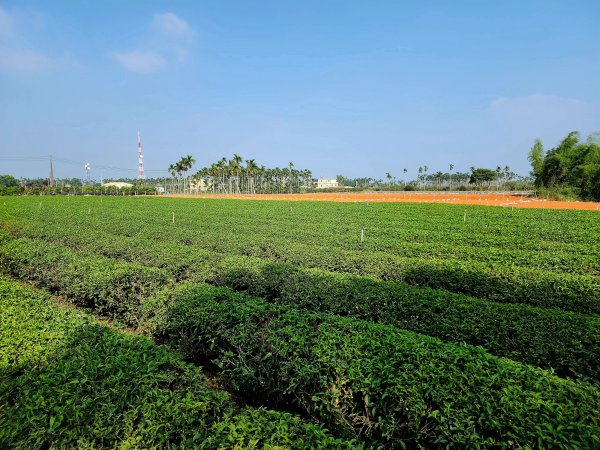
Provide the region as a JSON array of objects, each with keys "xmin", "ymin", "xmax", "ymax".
[
  {"xmin": 386, "ymin": 172, "xmax": 392, "ymax": 187},
  {"xmin": 168, "ymin": 163, "xmax": 177, "ymax": 193},
  {"xmin": 192, "ymin": 167, "xmax": 208, "ymax": 193},
  {"xmin": 281, "ymin": 167, "xmax": 290, "ymax": 194},
  {"xmin": 434, "ymin": 171, "xmax": 444, "ymax": 190},
  {"xmin": 209, "ymin": 163, "xmax": 219, "ymax": 193},
  {"xmin": 227, "ymin": 155, "xmax": 241, "ymax": 194},
  {"xmin": 177, "ymin": 161, "xmax": 185, "ymax": 192},
  {"xmin": 259, "ymin": 165, "xmax": 267, "ymax": 193},
  {"xmin": 177, "ymin": 155, "xmax": 195, "ymax": 193},
  {"xmin": 301, "ymin": 169, "xmax": 312, "ymax": 192},
  {"xmin": 503, "ymin": 165, "xmax": 511, "ymax": 187},
  {"xmin": 245, "ymin": 159, "xmax": 258, "ymax": 194},
  {"xmin": 449, "ymin": 163, "xmax": 455, "ymax": 190},
  {"xmin": 231, "ymin": 154, "xmax": 243, "ymax": 193},
  {"xmin": 288, "ymin": 161, "xmax": 295, "ymax": 193},
  {"xmin": 496, "ymin": 165, "xmax": 502, "ymax": 191},
  {"xmin": 217, "ymin": 158, "xmax": 227, "ymax": 193}
]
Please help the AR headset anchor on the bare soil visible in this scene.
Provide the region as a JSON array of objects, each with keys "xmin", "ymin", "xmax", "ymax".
[{"xmin": 166, "ymin": 192, "xmax": 600, "ymax": 210}]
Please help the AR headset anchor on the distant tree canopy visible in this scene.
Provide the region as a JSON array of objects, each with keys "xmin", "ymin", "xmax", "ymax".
[
  {"xmin": 0, "ymin": 175, "xmax": 19, "ymax": 188},
  {"xmin": 0, "ymin": 174, "xmax": 19, "ymax": 196},
  {"xmin": 192, "ymin": 155, "xmax": 312, "ymax": 194},
  {"xmin": 336, "ymin": 166, "xmax": 521, "ymax": 191},
  {"xmin": 529, "ymin": 131, "xmax": 600, "ymax": 201},
  {"xmin": 527, "ymin": 139, "xmax": 544, "ymax": 180},
  {"xmin": 469, "ymin": 168, "xmax": 496, "ymax": 185}
]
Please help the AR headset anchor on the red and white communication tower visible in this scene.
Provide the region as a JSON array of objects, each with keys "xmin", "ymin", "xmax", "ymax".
[{"xmin": 137, "ymin": 130, "xmax": 145, "ymax": 179}]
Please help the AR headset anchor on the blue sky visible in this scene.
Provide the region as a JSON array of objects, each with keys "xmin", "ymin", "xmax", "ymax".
[{"xmin": 1, "ymin": 1, "xmax": 599, "ymax": 180}]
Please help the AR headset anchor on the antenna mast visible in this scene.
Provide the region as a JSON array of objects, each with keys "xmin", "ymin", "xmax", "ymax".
[{"xmin": 137, "ymin": 131, "xmax": 145, "ymax": 179}]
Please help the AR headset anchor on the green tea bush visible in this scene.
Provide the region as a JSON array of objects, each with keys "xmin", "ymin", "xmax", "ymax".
[
  {"xmin": 2, "ymin": 235, "xmax": 598, "ymax": 382},
  {"xmin": 212, "ymin": 261, "xmax": 600, "ymax": 382},
  {"xmin": 149, "ymin": 283, "xmax": 600, "ymax": 448},
  {"xmin": 3, "ymin": 196, "xmax": 599, "ymax": 307},
  {"xmin": 0, "ymin": 237, "xmax": 169, "ymax": 324},
  {"xmin": 0, "ymin": 277, "xmax": 358, "ymax": 449}
]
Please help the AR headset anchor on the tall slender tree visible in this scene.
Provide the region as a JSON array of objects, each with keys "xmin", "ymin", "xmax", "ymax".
[
  {"xmin": 528, "ymin": 139, "xmax": 545, "ymax": 186},
  {"xmin": 386, "ymin": 172, "xmax": 392, "ymax": 186},
  {"xmin": 288, "ymin": 161, "xmax": 295, "ymax": 193},
  {"xmin": 177, "ymin": 155, "xmax": 195, "ymax": 193},
  {"xmin": 245, "ymin": 159, "xmax": 258, "ymax": 194},
  {"xmin": 168, "ymin": 163, "xmax": 177, "ymax": 193}
]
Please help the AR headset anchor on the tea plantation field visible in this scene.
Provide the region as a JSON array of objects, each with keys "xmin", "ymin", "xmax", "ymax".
[{"xmin": 1, "ymin": 196, "xmax": 599, "ymax": 448}]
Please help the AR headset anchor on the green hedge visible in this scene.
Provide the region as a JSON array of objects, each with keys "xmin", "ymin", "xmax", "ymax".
[
  {"xmin": 211, "ymin": 260, "xmax": 600, "ymax": 382},
  {"xmin": 0, "ymin": 237, "xmax": 170, "ymax": 324},
  {"xmin": 29, "ymin": 226, "xmax": 600, "ymax": 315},
  {"xmin": 147, "ymin": 283, "xmax": 600, "ymax": 448},
  {"xmin": 2, "ymin": 231, "xmax": 599, "ymax": 447},
  {"xmin": 3, "ymin": 196, "xmax": 599, "ymax": 312},
  {"xmin": 0, "ymin": 277, "xmax": 357, "ymax": 449},
  {"xmin": 2, "ymin": 235, "xmax": 598, "ymax": 383}
]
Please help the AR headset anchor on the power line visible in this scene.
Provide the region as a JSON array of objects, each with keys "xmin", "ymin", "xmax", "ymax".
[
  {"xmin": 53, "ymin": 157, "xmax": 168, "ymax": 173},
  {"xmin": 0, "ymin": 156, "xmax": 48, "ymax": 161},
  {"xmin": 1, "ymin": 155, "xmax": 170, "ymax": 175}
]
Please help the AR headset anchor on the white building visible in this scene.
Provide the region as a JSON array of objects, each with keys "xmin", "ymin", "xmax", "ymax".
[{"xmin": 316, "ymin": 178, "xmax": 338, "ymax": 189}]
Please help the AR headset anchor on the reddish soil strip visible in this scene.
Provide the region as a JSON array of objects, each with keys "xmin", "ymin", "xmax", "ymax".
[{"xmin": 164, "ymin": 192, "xmax": 600, "ymax": 211}]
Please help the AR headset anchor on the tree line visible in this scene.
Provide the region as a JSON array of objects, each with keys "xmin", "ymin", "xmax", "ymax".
[
  {"xmin": 0, "ymin": 175, "xmax": 157, "ymax": 196},
  {"xmin": 167, "ymin": 154, "xmax": 313, "ymax": 194},
  {"xmin": 528, "ymin": 131, "xmax": 600, "ymax": 201},
  {"xmin": 337, "ymin": 165, "xmax": 525, "ymax": 191},
  {"xmin": 11, "ymin": 131, "xmax": 599, "ymax": 200}
]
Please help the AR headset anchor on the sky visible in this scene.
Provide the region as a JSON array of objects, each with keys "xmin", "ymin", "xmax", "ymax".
[{"xmin": 1, "ymin": 0, "xmax": 599, "ymax": 180}]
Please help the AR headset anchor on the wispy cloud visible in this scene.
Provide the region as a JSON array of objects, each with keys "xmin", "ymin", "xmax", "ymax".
[
  {"xmin": 0, "ymin": 6, "xmax": 71, "ymax": 72},
  {"xmin": 153, "ymin": 12, "xmax": 195, "ymax": 37},
  {"xmin": 110, "ymin": 50, "xmax": 165, "ymax": 73},
  {"xmin": 0, "ymin": 6, "xmax": 13, "ymax": 36},
  {"xmin": 111, "ymin": 12, "xmax": 195, "ymax": 73},
  {"xmin": 489, "ymin": 94, "xmax": 596, "ymax": 129},
  {"xmin": 172, "ymin": 46, "xmax": 189, "ymax": 62},
  {"xmin": 487, "ymin": 93, "xmax": 600, "ymax": 152},
  {"xmin": 0, "ymin": 47, "xmax": 53, "ymax": 71},
  {"xmin": 490, "ymin": 94, "xmax": 588, "ymax": 111}
]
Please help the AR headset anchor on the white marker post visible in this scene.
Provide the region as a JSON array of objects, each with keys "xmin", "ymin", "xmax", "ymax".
[{"xmin": 360, "ymin": 228, "xmax": 364, "ymax": 243}]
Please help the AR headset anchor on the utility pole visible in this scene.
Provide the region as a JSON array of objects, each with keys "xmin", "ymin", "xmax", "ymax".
[{"xmin": 49, "ymin": 155, "xmax": 55, "ymax": 188}]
